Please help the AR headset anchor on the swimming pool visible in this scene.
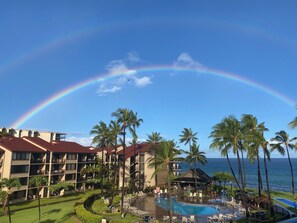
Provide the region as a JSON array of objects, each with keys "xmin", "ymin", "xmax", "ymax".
[
  {"xmin": 155, "ymin": 197, "xmax": 219, "ymax": 215},
  {"xmin": 275, "ymin": 198, "xmax": 297, "ymax": 208}
]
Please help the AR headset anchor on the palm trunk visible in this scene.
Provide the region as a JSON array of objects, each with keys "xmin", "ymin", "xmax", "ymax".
[
  {"xmin": 38, "ymin": 193, "xmax": 41, "ymax": 222},
  {"xmin": 236, "ymin": 151, "xmax": 249, "ymax": 218},
  {"xmin": 286, "ymin": 146, "xmax": 295, "ymax": 196},
  {"xmin": 133, "ymin": 143, "xmax": 136, "ymax": 192},
  {"xmin": 240, "ymin": 148, "xmax": 247, "ymax": 188},
  {"xmin": 101, "ymin": 148, "xmax": 104, "ymax": 194},
  {"xmin": 226, "ymin": 153, "xmax": 241, "ymax": 190},
  {"xmin": 167, "ymin": 165, "xmax": 173, "ymax": 223},
  {"xmin": 263, "ymin": 151, "xmax": 274, "ymax": 217},
  {"xmin": 7, "ymin": 195, "xmax": 11, "ymax": 223},
  {"xmin": 194, "ymin": 162, "xmax": 198, "ymax": 192},
  {"xmin": 120, "ymin": 129, "xmax": 126, "ymax": 213},
  {"xmin": 114, "ymin": 137, "xmax": 119, "ymax": 190},
  {"xmin": 257, "ymin": 154, "xmax": 262, "ymax": 197}
]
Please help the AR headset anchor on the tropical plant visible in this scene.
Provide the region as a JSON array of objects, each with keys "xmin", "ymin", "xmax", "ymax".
[
  {"xmin": 289, "ymin": 107, "xmax": 297, "ymax": 129},
  {"xmin": 0, "ymin": 178, "xmax": 21, "ymax": 223},
  {"xmin": 181, "ymin": 143, "xmax": 207, "ymax": 192},
  {"xmin": 29, "ymin": 176, "xmax": 48, "ymax": 223},
  {"xmin": 109, "ymin": 120, "xmax": 121, "ymax": 188},
  {"xmin": 90, "ymin": 121, "xmax": 112, "ymax": 193},
  {"xmin": 209, "ymin": 116, "xmax": 249, "ymax": 216},
  {"xmin": 241, "ymin": 114, "xmax": 268, "ymax": 197},
  {"xmin": 112, "ymin": 108, "xmax": 142, "ymax": 212},
  {"xmin": 146, "ymin": 132, "xmax": 163, "ymax": 186},
  {"xmin": 147, "ymin": 140, "xmax": 181, "ymax": 223},
  {"xmin": 49, "ymin": 182, "xmax": 73, "ymax": 196},
  {"xmin": 271, "ymin": 130, "xmax": 297, "ymax": 196}
]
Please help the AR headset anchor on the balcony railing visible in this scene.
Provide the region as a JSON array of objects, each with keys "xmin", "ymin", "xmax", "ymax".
[
  {"xmin": 30, "ymin": 158, "xmax": 45, "ymax": 164},
  {"xmin": 52, "ymin": 159, "xmax": 65, "ymax": 164},
  {"xmin": 51, "ymin": 169, "xmax": 65, "ymax": 175}
]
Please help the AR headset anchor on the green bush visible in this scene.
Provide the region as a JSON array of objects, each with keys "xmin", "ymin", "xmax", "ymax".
[{"xmin": 74, "ymin": 202, "xmax": 103, "ymax": 223}]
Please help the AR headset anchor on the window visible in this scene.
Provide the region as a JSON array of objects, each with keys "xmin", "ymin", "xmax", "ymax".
[
  {"xmin": 11, "ymin": 165, "xmax": 29, "ymax": 174},
  {"xmin": 65, "ymin": 174, "xmax": 76, "ymax": 181},
  {"xmin": 12, "ymin": 152, "xmax": 29, "ymax": 160},
  {"xmin": 66, "ymin": 164, "xmax": 76, "ymax": 170},
  {"xmin": 67, "ymin": 153, "xmax": 77, "ymax": 160}
]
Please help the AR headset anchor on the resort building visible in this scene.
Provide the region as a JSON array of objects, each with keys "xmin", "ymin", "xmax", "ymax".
[
  {"xmin": 99, "ymin": 142, "xmax": 181, "ymax": 190},
  {"xmin": 0, "ymin": 127, "xmax": 181, "ymax": 201},
  {"xmin": 0, "ymin": 128, "xmax": 96, "ymax": 202}
]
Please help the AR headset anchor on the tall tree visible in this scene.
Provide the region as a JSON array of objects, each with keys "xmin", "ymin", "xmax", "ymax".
[
  {"xmin": 146, "ymin": 132, "xmax": 163, "ymax": 186},
  {"xmin": 179, "ymin": 128, "xmax": 198, "ymax": 188},
  {"xmin": 271, "ymin": 130, "xmax": 297, "ymax": 196},
  {"xmin": 29, "ymin": 176, "xmax": 48, "ymax": 223},
  {"xmin": 147, "ymin": 140, "xmax": 181, "ymax": 223},
  {"xmin": 289, "ymin": 107, "xmax": 297, "ymax": 129},
  {"xmin": 210, "ymin": 116, "xmax": 249, "ymax": 216},
  {"xmin": 90, "ymin": 121, "xmax": 111, "ymax": 193},
  {"xmin": 181, "ymin": 143, "xmax": 207, "ymax": 192},
  {"xmin": 0, "ymin": 178, "xmax": 21, "ymax": 223},
  {"xmin": 112, "ymin": 108, "xmax": 142, "ymax": 213},
  {"xmin": 109, "ymin": 120, "xmax": 121, "ymax": 188},
  {"xmin": 242, "ymin": 114, "xmax": 268, "ymax": 197}
]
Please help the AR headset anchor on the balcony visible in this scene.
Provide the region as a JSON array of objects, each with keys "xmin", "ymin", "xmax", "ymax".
[
  {"xmin": 65, "ymin": 169, "xmax": 77, "ymax": 174},
  {"xmin": 51, "ymin": 169, "xmax": 65, "ymax": 175},
  {"xmin": 10, "ymin": 172, "xmax": 29, "ymax": 178},
  {"xmin": 30, "ymin": 158, "xmax": 45, "ymax": 164},
  {"xmin": 12, "ymin": 160, "xmax": 30, "ymax": 165},
  {"xmin": 30, "ymin": 170, "xmax": 49, "ymax": 176},
  {"xmin": 66, "ymin": 159, "xmax": 77, "ymax": 164},
  {"xmin": 52, "ymin": 159, "xmax": 65, "ymax": 164}
]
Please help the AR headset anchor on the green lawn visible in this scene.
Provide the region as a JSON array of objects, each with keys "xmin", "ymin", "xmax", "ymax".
[{"xmin": 0, "ymin": 200, "xmax": 81, "ymax": 223}]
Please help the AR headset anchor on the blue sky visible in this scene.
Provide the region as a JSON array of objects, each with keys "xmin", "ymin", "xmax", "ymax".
[{"xmin": 0, "ymin": 0, "xmax": 297, "ymax": 157}]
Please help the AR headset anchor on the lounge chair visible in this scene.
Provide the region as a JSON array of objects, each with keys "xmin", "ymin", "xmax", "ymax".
[
  {"xmin": 182, "ymin": 216, "xmax": 188, "ymax": 223},
  {"xmin": 189, "ymin": 215, "xmax": 195, "ymax": 223},
  {"xmin": 189, "ymin": 192, "xmax": 193, "ymax": 198},
  {"xmin": 163, "ymin": 215, "xmax": 170, "ymax": 221},
  {"xmin": 193, "ymin": 192, "xmax": 197, "ymax": 197},
  {"xmin": 212, "ymin": 215, "xmax": 219, "ymax": 222}
]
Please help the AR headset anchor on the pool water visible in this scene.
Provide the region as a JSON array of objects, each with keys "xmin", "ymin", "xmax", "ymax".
[
  {"xmin": 155, "ymin": 197, "xmax": 219, "ymax": 215},
  {"xmin": 275, "ymin": 198, "xmax": 297, "ymax": 208}
]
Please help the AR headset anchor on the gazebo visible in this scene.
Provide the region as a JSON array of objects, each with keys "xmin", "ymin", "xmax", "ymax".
[{"xmin": 173, "ymin": 168, "xmax": 213, "ymax": 191}]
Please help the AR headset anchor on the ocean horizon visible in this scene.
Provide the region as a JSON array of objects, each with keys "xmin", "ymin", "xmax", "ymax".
[{"xmin": 180, "ymin": 158, "xmax": 296, "ymax": 193}]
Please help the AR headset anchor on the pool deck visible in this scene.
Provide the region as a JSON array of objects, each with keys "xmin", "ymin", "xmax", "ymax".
[{"xmin": 133, "ymin": 194, "xmax": 238, "ymax": 223}]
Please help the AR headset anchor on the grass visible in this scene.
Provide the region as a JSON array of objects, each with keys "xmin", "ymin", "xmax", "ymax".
[{"xmin": 0, "ymin": 200, "xmax": 81, "ymax": 223}]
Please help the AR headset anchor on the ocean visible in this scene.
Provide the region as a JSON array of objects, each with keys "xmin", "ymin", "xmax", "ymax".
[{"xmin": 180, "ymin": 158, "xmax": 297, "ymax": 193}]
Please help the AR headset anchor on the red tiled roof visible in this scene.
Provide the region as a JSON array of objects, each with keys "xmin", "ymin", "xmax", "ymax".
[
  {"xmin": 23, "ymin": 137, "xmax": 96, "ymax": 154},
  {"xmin": 117, "ymin": 143, "xmax": 153, "ymax": 160},
  {"xmin": 0, "ymin": 137, "xmax": 45, "ymax": 153},
  {"xmin": 51, "ymin": 141, "xmax": 96, "ymax": 154}
]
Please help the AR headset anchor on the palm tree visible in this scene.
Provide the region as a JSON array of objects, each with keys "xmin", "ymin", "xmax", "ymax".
[
  {"xmin": 209, "ymin": 116, "xmax": 249, "ymax": 216},
  {"xmin": 289, "ymin": 107, "xmax": 297, "ymax": 129},
  {"xmin": 147, "ymin": 140, "xmax": 181, "ymax": 223},
  {"xmin": 262, "ymin": 140, "xmax": 274, "ymax": 217},
  {"xmin": 0, "ymin": 190, "xmax": 8, "ymax": 215},
  {"xmin": 109, "ymin": 120, "xmax": 121, "ymax": 188},
  {"xmin": 0, "ymin": 178, "xmax": 21, "ymax": 223},
  {"xmin": 29, "ymin": 176, "xmax": 48, "ymax": 223},
  {"xmin": 49, "ymin": 182, "xmax": 73, "ymax": 196},
  {"xmin": 80, "ymin": 165, "xmax": 96, "ymax": 190},
  {"xmin": 147, "ymin": 132, "xmax": 163, "ymax": 186},
  {"xmin": 90, "ymin": 121, "xmax": 111, "ymax": 193},
  {"xmin": 242, "ymin": 114, "xmax": 268, "ymax": 197},
  {"xmin": 112, "ymin": 108, "xmax": 141, "ymax": 212},
  {"xmin": 179, "ymin": 128, "xmax": 198, "ymax": 150},
  {"xmin": 181, "ymin": 143, "xmax": 207, "ymax": 192},
  {"xmin": 130, "ymin": 135, "xmax": 140, "ymax": 192},
  {"xmin": 179, "ymin": 128, "xmax": 198, "ymax": 189},
  {"xmin": 271, "ymin": 130, "xmax": 297, "ymax": 196}
]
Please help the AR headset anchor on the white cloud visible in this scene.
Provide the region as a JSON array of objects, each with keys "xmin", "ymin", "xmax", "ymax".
[
  {"xmin": 97, "ymin": 85, "xmax": 122, "ymax": 95},
  {"xmin": 132, "ymin": 76, "xmax": 152, "ymax": 87},
  {"xmin": 127, "ymin": 51, "xmax": 141, "ymax": 63},
  {"xmin": 97, "ymin": 52, "xmax": 152, "ymax": 96},
  {"xmin": 67, "ymin": 136, "xmax": 93, "ymax": 146},
  {"xmin": 173, "ymin": 52, "xmax": 205, "ymax": 70}
]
